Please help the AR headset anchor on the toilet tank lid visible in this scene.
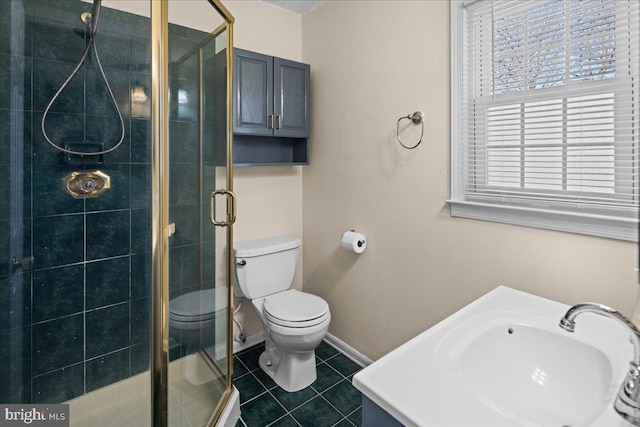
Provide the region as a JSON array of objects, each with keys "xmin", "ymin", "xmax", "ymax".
[{"xmin": 234, "ymin": 235, "xmax": 301, "ymax": 258}]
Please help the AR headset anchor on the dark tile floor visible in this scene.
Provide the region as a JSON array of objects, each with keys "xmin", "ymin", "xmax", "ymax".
[{"xmin": 234, "ymin": 341, "xmax": 363, "ymax": 427}]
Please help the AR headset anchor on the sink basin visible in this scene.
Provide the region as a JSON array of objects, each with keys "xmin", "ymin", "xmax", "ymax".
[
  {"xmin": 456, "ymin": 323, "xmax": 612, "ymax": 425},
  {"xmin": 353, "ymin": 287, "xmax": 633, "ymax": 426}
]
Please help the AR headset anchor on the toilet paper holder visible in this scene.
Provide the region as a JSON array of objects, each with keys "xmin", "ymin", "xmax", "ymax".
[
  {"xmin": 347, "ymin": 229, "xmax": 365, "ymax": 244},
  {"xmin": 342, "ymin": 229, "xmax": 367, "ymax": 254}
]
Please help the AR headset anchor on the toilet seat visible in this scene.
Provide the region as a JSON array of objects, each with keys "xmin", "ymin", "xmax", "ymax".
[
  {"xmin": 169, "ymin": 288, "xmax": 226, "ymax": 322},
  {"xmin": 263, "ymin": 290, "xmax": 330, "ymax": 328},
  {"xmin": 170, "ymin": 312, "xmax": 217, "ymax": 322}
]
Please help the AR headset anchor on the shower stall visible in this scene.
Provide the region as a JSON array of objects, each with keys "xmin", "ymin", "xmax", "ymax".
[{"xmin": 0, "ymin": 0, "xmax": 236, "ymax": 425}]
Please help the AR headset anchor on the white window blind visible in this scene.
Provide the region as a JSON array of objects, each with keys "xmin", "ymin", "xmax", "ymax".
[{"xmin": 450, "ymin": 0, "xmax": 640, "ymax": 241}]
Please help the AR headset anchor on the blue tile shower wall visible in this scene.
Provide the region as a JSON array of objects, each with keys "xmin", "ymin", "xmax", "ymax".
[
  {"xmin": 0, "ymin": 0, "xmax": 153, "ymax": 404},
  {"xmin": 0, "ymin": 0, "xmax": 213, "ymax": 405}
]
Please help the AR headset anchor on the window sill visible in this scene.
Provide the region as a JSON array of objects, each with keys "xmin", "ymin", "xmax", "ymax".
[{"xmin": 446, "ymin": 200, "xmax": 638, "ymax": 242}]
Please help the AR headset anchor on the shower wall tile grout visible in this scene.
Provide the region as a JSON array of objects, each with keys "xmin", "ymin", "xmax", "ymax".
[
  {"xmin": 0, "ymin": 0, "xmax": 155, "ymax": 404},
  {"xmin": 1, "ymin": 0, "xmax": 222, "ymax": 405}
]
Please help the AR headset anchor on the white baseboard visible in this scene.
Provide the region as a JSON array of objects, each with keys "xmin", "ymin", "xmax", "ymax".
[
  {"xmin": 232, "ymin": 331, "xmax": 374, "ymax": 368},
  {"xmin": 233, "ymin": 331, "xmax": 266, "ymax": 354},
  {"xmin": 324, "ymin": 332, "xmax": 373, "ymax": 367}
]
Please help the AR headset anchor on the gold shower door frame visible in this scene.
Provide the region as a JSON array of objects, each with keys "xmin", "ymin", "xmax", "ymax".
[{"xmin": 150, "ymin": 1, "xmax": 235, "ymax": 426}]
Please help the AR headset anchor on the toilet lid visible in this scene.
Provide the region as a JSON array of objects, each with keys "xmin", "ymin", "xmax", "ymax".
[
  {"xmin": 169, "ymin": 288, "xmax": 227, "ymax": 320},
  {"xmin": 263, "ymin": 290, "xmax": 329, "ymax": 324}
]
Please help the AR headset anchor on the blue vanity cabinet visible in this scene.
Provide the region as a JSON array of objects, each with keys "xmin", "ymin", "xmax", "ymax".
[
  {"xmin": 362, "ymin": 397, "xmax": 404, "ymax": 427},
  {"xmin": 233, "ymin": 48, "xmax": 310, "ymax": 165}
]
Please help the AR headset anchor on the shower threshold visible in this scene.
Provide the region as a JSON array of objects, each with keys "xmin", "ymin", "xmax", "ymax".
[{"xmin": 65, "ymin": 353, "xmax": 227, "ymax": 427}]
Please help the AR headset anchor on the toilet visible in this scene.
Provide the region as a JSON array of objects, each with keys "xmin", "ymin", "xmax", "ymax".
[
  {"xmin": 234, "ymin": 235, "xmax": 331, "ymax": 392},
  {"xmin": 169, "ymin": 287, "xmax": 228, "ymax": 364},
  {"xmin": 169, "ymin": 288, "xmax": 228, "ymax": 385}
]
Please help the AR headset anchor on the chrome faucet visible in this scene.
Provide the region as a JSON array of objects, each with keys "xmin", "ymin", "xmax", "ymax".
[{"xmin": 559, "ymin": 303, "xmax": 640, "ymax": 426}]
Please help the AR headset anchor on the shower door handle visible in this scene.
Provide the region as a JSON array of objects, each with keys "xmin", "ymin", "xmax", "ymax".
[{"xmin": 209, "ymin": 189, "xmax": 237, "ymax": 227}]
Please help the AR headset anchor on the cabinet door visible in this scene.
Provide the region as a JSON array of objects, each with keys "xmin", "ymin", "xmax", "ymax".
[
  {"xmin": 233, "ymin": 49, "xmax": 274, "ymax": 136},
  {"xmin": 273, "ymin": 57, "xmax": 310, "ymax": 138}
]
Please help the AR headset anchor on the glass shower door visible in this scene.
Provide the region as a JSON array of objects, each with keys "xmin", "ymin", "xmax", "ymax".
[{"xmin": 166, "ymin": 2, "xmax": 233, "ymax": 425}]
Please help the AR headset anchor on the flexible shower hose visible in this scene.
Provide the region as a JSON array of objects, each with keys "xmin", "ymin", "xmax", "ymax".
[{"xmin": 41, "ymin": 0, "xmax": 125, "ymax": 157}]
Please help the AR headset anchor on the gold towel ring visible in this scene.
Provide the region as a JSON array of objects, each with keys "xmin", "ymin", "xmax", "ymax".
[{"xmin": 397, "ymin": 111, "xmax": 424, "ymax": 149}]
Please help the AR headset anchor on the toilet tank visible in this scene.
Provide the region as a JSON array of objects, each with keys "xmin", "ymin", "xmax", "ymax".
[{"xmin": 234, "ymin": 235, "xmax": 301, "ymax": 300}]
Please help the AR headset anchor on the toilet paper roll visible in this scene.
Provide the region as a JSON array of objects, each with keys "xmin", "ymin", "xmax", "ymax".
[{"xmin": 341, "ymin": 231, "xmax": 366, "ymax": 254}]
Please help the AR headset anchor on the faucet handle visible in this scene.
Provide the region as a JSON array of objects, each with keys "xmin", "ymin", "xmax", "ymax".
[
  {"xmin": 624, "ymin": 363, "xmax": 640, "ymax": 396},
  {"xmin": 616, "ymin": 362, "xmax": 640, "ymax": 425}
]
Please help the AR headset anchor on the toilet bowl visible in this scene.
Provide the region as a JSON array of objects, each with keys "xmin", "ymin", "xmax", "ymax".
[
  {"xmin": 169, "ymin": 288, "xmax": 228, "ymax": 385},
  {"xmin": 169, "ymin": 287, "xmax": 227, "ymax": 353},
  {"xmin": 234, "ymin": 235, "xmax": 331, "ymax": 392},
  {"xmin": 253, "ymin": 289, "xmax": 331, "ymax": 392}
]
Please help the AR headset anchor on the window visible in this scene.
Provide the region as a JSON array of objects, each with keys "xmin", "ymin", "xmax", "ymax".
[{"xmin": 450, "ymin": 0, "xmax": 639, "ymax": 241}]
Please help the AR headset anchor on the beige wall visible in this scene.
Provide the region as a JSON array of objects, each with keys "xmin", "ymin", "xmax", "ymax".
[
  {"xmin": 225, "ymin": 1, "xmax": 304, "ymax": 338},
  {"xmin": 301, "ymin": 0, "xmax": 638, "ymax": 360}
]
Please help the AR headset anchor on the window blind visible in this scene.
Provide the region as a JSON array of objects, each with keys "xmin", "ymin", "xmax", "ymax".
[{"xmin": 452, "ymin": 0, "xmax": 640, "ymax": 239}]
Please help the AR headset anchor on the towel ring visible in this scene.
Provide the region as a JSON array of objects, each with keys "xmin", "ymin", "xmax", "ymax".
[{"xmin": 397, "ymin": 111, "xmax": 424, "ymax": 149}]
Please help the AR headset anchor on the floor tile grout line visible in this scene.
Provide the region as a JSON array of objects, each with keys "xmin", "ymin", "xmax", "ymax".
[
  {"xmin": 319, "ymin": 359, "xmax": 356, "ymax": 383},
  {"xmin": 321, "ymin": 351, "xmax": 340, "ymax": 363},
  {"xmin": 344, "ymin": 407, "xmax": 362, "ymax": 427},
  {"xmin": 233, "ymin": 356, "xmax": 254, "ymax": 380},
  {"xmin": 251, "ymin": 370, "xmax": 279, "ymax": 392},
  {"xmin": 239, "ymin": 368, "xmax": 270, "ymax": 388},
  {"xmin": 331, "ymin": 417, "xmax": 356, "ymax": 427},
  {"xmin": 275, "ymin": 389, "xmax": 320, "ymax": 417},
  {"xmin": 235, "ymin": 342, "xmax": 363, "ymax": 427},
  {"xmin": 324, "ymin": 355, "xmax": 363, "ymax": 378},
  {"xmin": 282, "ymin": 386, "xmax": 320, "ymax": 417},
  {"xmin": 262, "ymin": 385, "xmax": 348, "ymax": 427},
  {"xmin": 236, "ymin": 370, "xmax": 292, "ymax": 427},
  {"xmin": 318, "ymin": 390, "xmax": 355, "ymax": 420},
  {"xmin": 236, "ymin": 342, "xmax": 341, "ymax": 375},
  {"xmin": 236, "ymin": 344, "xmax": 265, "ymax": 359},
  {"xmin": 233, "ymin": 370, "xmax": 250, "ymax": 381},
  {"xmin": 241, "ymin": 364, "xmax": 363, "ymax": 422},
  {"xmin": 263, "ymin": 386, "xmax": 299, "ymax": 427},
  {"xmin": 238, "ymin": 385, "xmax": 362, "ymax": 421},
  {"xmin": 315, "ymin": 375, "xmax": 354, "ymax": 396},
  {"xmin": 286, "ymin": 394, "xmax": 341, "ymax": 427},
  {"xmin": 316, "ymin": 353, "xmax": 346, "ymax": 362},
  {"xmin": 238, "ymin": 402, "xmax": 360, "ymax": 425},
  {"xmin": 345, "ymin": 406, "xmax": 363, "ymax": 419},
  {"xmin": 265, "ymin": 411, "xmax": 302, "ymax": 427},
  {"xmin": 235, "ymin": 363, "xmax": 271, "ymax": 401}
]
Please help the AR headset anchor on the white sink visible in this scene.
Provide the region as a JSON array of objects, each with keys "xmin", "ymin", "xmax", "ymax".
[
  {"xmin": 353, "ymin": 287, "xmax": 634, "ymax": 426},
  {"xmin": 456, "ymin": 322, "xmax": 612, "ymax": 425}
]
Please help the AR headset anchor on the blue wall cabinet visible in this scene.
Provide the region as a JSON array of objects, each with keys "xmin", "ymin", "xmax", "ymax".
[
  {"xmin": 273, "ymin": 57, "xmax": 310, "ymax": 138},
  {"xmin": 234, "ymin": 49, "xmax": 274, "ymax": 136},
  {"xmin": 233, "ymin": 48, "xmax": 310, "ymax": 165}
]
